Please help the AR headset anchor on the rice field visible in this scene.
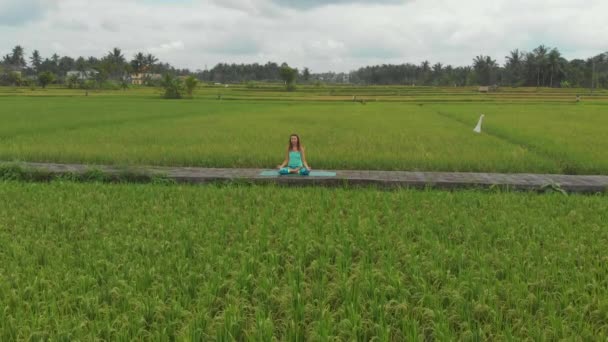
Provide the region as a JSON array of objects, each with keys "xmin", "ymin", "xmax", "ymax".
[
  {"xmin": 2, "ymin": 85, "xmax": 608, "ymax": 340},
  {"xmin": 1, "ymin": 86, "xmax": 608, "ymax": 174},
  {"xmin": 1, "ymin": 181, "xmax": 607, "ymax": 340}
]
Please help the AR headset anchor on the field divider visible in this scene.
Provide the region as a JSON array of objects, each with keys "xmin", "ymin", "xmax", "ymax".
[{"xmin": 2, "ymin": 161, "xmax": 607, "ymax": 194}]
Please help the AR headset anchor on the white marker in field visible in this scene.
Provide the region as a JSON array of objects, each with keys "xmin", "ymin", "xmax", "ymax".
[{"xmin": 473, "ymin": 114, "xmax": 485, "ymax": 133}]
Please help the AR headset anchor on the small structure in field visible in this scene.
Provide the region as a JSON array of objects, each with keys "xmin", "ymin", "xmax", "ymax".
[
  {"xmin": 478, "ymin": 85, "xmax": 498, "ymax": 93},
  {"xmin": 474, "ymin": 114, "xmax": 485, "ymax": 133}
]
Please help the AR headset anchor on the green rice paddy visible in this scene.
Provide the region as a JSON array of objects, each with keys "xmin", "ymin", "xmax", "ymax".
[
  {"xmin": 1, "ymin": 182, "xmax": 607, "ymax": 340},
  {"xmin": 1, "ymin": 85, "xmax": 607, "ymax": 340},
  {"xmin": 1, "ymin": 85, "xmax": 607, "ymax": 174}
]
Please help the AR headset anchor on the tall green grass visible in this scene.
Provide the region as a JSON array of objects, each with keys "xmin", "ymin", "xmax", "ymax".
[
  {"xmin": 0, "ymin": 181, "xmax": 607, "ymax": 340},
  {"xmin": 3, "ymin": 95, "xmax": 607, "ymax": 174},
  {"xmin": 433, "ymin": 103, "xmax": 608, "ymax": 174}
]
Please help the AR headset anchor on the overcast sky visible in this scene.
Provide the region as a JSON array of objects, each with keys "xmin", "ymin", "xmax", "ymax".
[{"xmin": 1, "ymin": 0, "xmax": 606, "ymax": 72}]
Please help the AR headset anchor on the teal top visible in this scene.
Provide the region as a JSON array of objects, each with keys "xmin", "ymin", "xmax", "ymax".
[{"xmin": 288, "ymin": 150, "xmax": 303, "ymax": 168}]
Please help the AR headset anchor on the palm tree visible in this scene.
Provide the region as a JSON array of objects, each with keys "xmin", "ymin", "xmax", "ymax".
[
  {"xmin": 131, "ymin": 52, "xmax": 146, "ymax": 73},
  {"xmin": 107, "ymin": 47, "xmax": 125, "ymax": 65},
  {"xmin": 473, "ymin": 55, "xmax": 496, "ymax": 86},
  {"xmin": 419, "ymin": 60, "xmax": 431, "ymax": 85},
  {"xmin": 145, "ymin": 54, "xmax": 158, "ymax": 71},
  {"xmin": 506, "ymin": 49, "xmax": 522, "ymax": 64},
  {"xmin": 30, "ymin": 50, "xmax": 42, "ymax": 72},
  {"xmin": 547, "ymin": 48, "xmax": 562, "ymax": 87},
  {"xmin": 75, "ymin": 57, "xmax": 86, "ymax": 72},
  {"xmin": 505, "ymin": 49, "xmax": 523, "ymax": 86},
  {"xmin": 533, "ymin": 45, "xmax": 549, "ymax": 87},
  {"xmin": 11, "ymin": 45, "xmax": 26, "ymax": 68},
  {"xmin": 102, "ymin": 48, "xmax": 127, "ymax": 79},
  {"xmin": 420, "ymin": 60, "xmax": 430, "ymax": 72}
]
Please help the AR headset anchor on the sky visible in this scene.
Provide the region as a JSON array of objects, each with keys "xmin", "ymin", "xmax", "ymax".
[{"xmin": 1, "ymin": 0, "xmax": 606, "ymax": 72}]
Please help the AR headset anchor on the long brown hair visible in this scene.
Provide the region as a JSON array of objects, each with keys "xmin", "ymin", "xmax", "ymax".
[{"xmin": 287, "ymin": 133, "xmax": 302, "ymax": 151}]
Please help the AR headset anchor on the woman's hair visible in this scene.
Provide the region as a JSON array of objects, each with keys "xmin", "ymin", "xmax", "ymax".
[{"xmin": 288, "ymin": 133, "xmax": 301, "ymax": 151}]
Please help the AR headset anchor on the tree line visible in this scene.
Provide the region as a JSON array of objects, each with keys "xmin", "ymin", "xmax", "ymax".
[
  {"xmin": 1, "ymin": 44, "xmax": 606, "ymax": 89},
  {"xmin": 351, "ymin": 46, "xmax": 607, "ymax": 89},
  {"xmin": 0, "ymin": 46, "xmax": 189, "ymax": 88}
]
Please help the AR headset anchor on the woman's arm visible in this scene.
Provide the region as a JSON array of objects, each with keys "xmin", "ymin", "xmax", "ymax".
[
  {"xmin": 301, "ymin": 147, "xmax": 311, "ymax": 169},
  {"xmin": 277, "ymin": 151, "xmax": 288, "ymax": 168}
]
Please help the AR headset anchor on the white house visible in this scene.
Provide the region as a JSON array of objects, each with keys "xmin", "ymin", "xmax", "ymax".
[{"xmin": 67, "ymin": 69, "xmax": 98, "ymax": 80}]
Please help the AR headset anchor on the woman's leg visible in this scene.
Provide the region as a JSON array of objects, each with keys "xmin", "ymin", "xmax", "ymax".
[
  {"xmin": 299, "ymin": 167, "xmax": 310, "ymax": 176},
  {"xmin": 279, "ymin": 167, "xmax": 290, "ymax": 175}
]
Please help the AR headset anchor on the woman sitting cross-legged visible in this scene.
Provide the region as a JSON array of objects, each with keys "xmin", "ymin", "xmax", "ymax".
[{"xmin": 277, "ymin": 133, "xmax": 311, "ymax": 175}]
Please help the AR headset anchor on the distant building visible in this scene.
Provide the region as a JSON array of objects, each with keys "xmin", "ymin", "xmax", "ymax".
[
  {"xmin": 478, "ymin": 85, "xmax": 498, "ymax": 93},
  {"xmin": 131, "ymin": 73, "xmax": 162, "ymax": 85},
  {"xmin": 67, "ymin": 69, "xmax": 98, "ymax": 80}
]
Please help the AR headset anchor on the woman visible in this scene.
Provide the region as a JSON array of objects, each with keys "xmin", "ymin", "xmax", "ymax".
[{"xmin": 277, "ymin": 134, "xmax": 311, "ymax": 175}]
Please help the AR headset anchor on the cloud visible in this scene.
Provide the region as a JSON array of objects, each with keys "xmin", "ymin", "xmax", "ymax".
[
  {"xmin": 1, "ymin": 0, "xmax": 606, "ymax": 72},
  {"xmin": 51, "ymin": 19, "xmax": 90, "ymax": 31},
  {"xmin": 207, "ymin": 39, "xmax": 260, "ymax": 55},
  {"xmin": 100, "ymin": 20, "xmax": 120, "ymax": 32},
  {"xmin": 0, "ymin": 0, "xmax": 53, "ymax": 26},
  {"xmin": 271, "ymin": 0, "xmax": 405, "ymax": 10},
  {"xmin": 149, "ymin": 41, "xmax": 185, "ymax": 54}
]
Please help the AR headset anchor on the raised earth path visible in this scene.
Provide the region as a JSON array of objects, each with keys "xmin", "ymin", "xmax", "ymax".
[{"xmin": 5, "ymin": 161, "xmax": 608, "ymax": 193}]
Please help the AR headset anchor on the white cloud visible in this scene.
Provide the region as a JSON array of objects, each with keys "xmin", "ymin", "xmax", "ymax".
[
  {"xmin": 0, "ymin": 0, "xmax": 606, "ymax": 72},
  {"xmin": 149, "ymin": 41, "xmax": 185, "ymax": 54},
  {"xmin": 0, "ymin": 0, "xmax": 54, "ymax": 25}
]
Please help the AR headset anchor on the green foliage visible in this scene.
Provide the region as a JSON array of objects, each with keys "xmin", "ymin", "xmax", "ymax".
[
  {"xmin": 0, "ymin": 163, "xmax": 52, "ymax": 181},
  {"xmin": 184, "ymin": 76, "xmax": 198, "ymax": 97},
  {"xmin": 280, "ymin": 63, "xmax": 298, "ymax": 91},
  {"xmin": 120, "ymin": 79, "xmax": 129, "ymax": 91},
  {"xmin": 0, "ymin": 182, "xmax": 607, "ymax": 339},
  {"xmin": 81, "ymin": 168, "xmax": 108, "ymax": 182},
  {"xmin": 66, "ymin": 74, "xmax": 80, "ymax": 89},
  {"xmin": 286, "ymin": 82, "xmax": 297, "ymax": 92},
  {"xmin": 0, "ymin": 88, "xmax": 608, "ymax": 174},
  {"xmin": 94, "ymin": 69, "xmax": 109, "ymax": 85},
  {"xmin": 97, "ymin": 80, "xmax": 120, "ymax": 90},
  {"xmin": 23, "ymin": 79, "xmax": 34, "ymax": 90},
  {"xmin": 302, "ymin": 67, "xmax": 310, "ymax": 82},
  {"xmin": 473, "ymin": 55, "xmax": 498, "ymax": 86},
  {"xmin": 0, "ymin": 71, "xmax": 22, "ymax": 86},
  {"xmin": 6, "ymin": 71, "xmax": 22, "ymax": 86},
  {"xmin": 245, "ymin": 81, "xmax": 259, "ymax": 88},
  {"xmin": 0, "ymin": 163, "xmax": 172, "ymax": 184},
  {"xmin": 82, "ymin": 79, "xmax": 96, "ymax": 90},
  {"xmin": 161, "ymin": 74, "xmax": 185, "ymax": 99},
  {"xmin": 38, "ymin": 71, "xmax": 55, "ymax": 88}
]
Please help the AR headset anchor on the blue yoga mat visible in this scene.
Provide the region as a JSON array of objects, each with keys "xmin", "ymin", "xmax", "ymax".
[{"xmin": 259, "ymin": 170, "xmax": 337, "ymax": 177}]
